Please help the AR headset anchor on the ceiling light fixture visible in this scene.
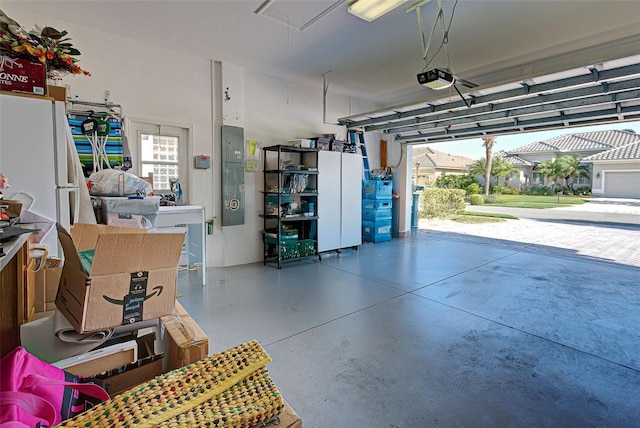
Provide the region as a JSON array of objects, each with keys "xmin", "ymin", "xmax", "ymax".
[{"xmin": 348, "ymin": 0, "xmax": 408, "ymax": 22}]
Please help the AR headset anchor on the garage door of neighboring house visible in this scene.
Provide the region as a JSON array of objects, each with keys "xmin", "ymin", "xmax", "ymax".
[{"xmin": 604, "ymin": 171, "xmax": 640, "ymax": 198}]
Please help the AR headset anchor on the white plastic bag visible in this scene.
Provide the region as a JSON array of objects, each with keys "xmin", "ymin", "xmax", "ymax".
[{"xmin": 88, "ymin": 170, "xmax": 152, "ymax": 196}]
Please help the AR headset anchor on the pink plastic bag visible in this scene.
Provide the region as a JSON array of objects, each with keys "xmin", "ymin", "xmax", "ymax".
[{"xmin": 0, "ymin": 346, "xmax": 109, "ymax": 427}]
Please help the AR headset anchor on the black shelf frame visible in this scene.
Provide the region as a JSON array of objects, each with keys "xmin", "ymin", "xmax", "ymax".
[{"xmin": 262, "ymin": 145, "xmax": 320, "ymax": 269}]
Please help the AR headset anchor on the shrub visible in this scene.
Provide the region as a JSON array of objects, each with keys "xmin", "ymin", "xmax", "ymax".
[
  {"xmin": 469, "ymin": 194, "xmax": 484, "ymax": 205},
  {"xmin": 522, "ymin": 186, "xmax": 553, "ymax": 196},
  {"xmin": 490, "ymin": 183, "xmax": 505, "ymax": 194},
  {"xmin": 420, "ymin": 188, "xmax": 466, "ymax": 219},
  {"xmin": 574, "ymin": 186, "xmax": 592, "ymax": 196},
  {"xmin": 500, "ymin": 186, "xmax": 520, "ymax": 195},
  {"xmin": 483, "ymin": 195, "xmax": 499, "ymax": 203},
  {"xmin": 435, "ymin": 174, "xmax": 478, "ymax": 191},
  {"xmin": 490, "ymin": 183, "xmax": 519, "ymax": 195},
  {"xmin": 466, "ymin": 183, "xmax": 482, "ymax": 195}
]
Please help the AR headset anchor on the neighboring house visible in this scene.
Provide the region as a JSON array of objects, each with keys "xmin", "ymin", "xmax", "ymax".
[
  {"xmin": 582, "ymin": 141, "xmax": 640, "ymax": 198},
  {"xmin": 412, "ymin": 146, "xmax": 474, "ymax": 186},
  {"xmin": 503, "ymin": 130, "xmax": 640, "ymax": 198},
  {"xmin": 494, "ymin": 151, "xmax": 532, "ymax": 188}
]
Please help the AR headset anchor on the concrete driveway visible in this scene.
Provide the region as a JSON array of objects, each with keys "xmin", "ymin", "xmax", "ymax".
[{"xmin": 419, "ymin": 198, "xmax": 640, "ymax": 267}]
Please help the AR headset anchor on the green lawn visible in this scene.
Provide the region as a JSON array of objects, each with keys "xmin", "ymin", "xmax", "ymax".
[
  {"xmin": 463, "ymin": 211, "xmax": 519, "ymax": 219},
  {"xmin": 452, "ymin": 215, "xmax": 506, "ymax": 224},
  {"xmin": 483, "ymin": 195, "xmax": 587, "ymax": 209}
]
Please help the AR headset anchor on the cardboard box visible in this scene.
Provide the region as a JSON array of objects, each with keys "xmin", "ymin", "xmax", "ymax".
[
  {"xmin": 25, "ymin": 258, "xmax": 37, "ymax": 324},
  {"xmin": 94, "ymin": 333, "xmax": 164, "ymax": 396},
  {"xmin": 47, "ymin": 85, "xmax": 67, "ymax": 102},
  {"xmin": 280, "ymin": 400, "xmax": 302, "ymax": 428},
  {"xmin": 34, "ymin": 258, "xmax": 63, "ymax": 313},
  {"xmin": 0, "ymin": 55, "xmax": 47, "ymax": 95},
  {"xmin": 55, "ymin": 223, "xmax": 184, "ymax": 333},
  {"xmin": 54, "ymin": 340, "xmax": 138, "ymax": 377},
  {"xmin": 160, "ymin": 300, "xmax": 209, "ymax": 370},
  {"xmin": 101, "ymin": 355, "xmax": 163, "ymax": 396}
]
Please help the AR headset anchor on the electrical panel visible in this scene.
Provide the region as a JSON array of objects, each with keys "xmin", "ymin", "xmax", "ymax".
[{"xmin": 221, "ymin": 125, "xmax": 244, "ymax": 226}]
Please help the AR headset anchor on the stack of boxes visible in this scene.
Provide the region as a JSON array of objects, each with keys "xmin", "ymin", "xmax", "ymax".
[
  {"xmin": 22, "ymin": 223, "xmax": 208, "ymax": 393},
  {"xmin": 362, "ymin": 180, "xmax": 393, "ymax": 242}
]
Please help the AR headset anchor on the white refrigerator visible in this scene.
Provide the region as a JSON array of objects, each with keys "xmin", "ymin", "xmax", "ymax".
[{"xmin": 0, "ymin": 93, "xmax": 80, "ymax": 257}]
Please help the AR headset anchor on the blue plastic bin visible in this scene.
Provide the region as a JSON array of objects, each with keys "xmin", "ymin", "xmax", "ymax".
[
  {"xmin": 362, "ymin": 219, "xmax": 392, "ymax": 243},
  {"xmin": 363, "ymin": 180, "xmax": 392, "ymax": 200},
  {"xmin": 362, "ymin": 198, "xmax": 392, "ymax": 221}
]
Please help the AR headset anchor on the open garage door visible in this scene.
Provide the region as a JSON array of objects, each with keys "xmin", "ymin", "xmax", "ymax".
[
  {"xmin": 338, "ymin": 55, "xmax": 640, "ymax": 144},
  {"xmin": 604, "ymin": 171, "xmax": 640, "ymax": 198}
]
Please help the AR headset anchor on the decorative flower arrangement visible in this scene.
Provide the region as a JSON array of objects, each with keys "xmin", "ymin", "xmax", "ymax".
[{"xmin": 0, "ymin": 9, "xmax": 90, "ymax": 77}]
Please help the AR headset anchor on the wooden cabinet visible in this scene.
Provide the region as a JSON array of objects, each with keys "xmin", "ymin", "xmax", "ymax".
[{"xmin": 0, "ymin": 232, "xmax": 34, "ymax": 358}]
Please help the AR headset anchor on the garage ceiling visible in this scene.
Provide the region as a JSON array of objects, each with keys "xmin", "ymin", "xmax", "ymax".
[{"xmin": 5, "ymin": 0, "xmax": 639, "ymax": 109}]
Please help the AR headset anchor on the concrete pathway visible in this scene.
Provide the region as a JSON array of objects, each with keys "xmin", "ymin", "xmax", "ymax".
[{"xmin": 419, "ymin": 198, "xmax": 640, "ymax": 267}]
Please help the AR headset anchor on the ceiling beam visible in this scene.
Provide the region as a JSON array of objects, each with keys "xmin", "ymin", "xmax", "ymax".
[{"xmin": 395, "ymin": 104, "xmax": 640, "ymax": 144}]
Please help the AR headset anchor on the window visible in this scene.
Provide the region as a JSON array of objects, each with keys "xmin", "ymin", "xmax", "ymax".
[
  {"xmin": 140, "ymin": 133, "xmax": 179, "ymax": 191},
  {"xmin": 575, "ymin": 175, "xmax": 590, "ymax": 186},
  {"xmin": 128, "ymin": 120, "xmax": 190, "ymax": 198},
  {"xmin": 531, "ymin": 172, "xmax": 545, "ymax": 185}
]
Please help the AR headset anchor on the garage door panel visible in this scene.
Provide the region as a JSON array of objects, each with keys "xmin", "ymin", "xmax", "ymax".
[{"xmin": 604, "ymin": 172, "xmax": 640, "ymax": 198}]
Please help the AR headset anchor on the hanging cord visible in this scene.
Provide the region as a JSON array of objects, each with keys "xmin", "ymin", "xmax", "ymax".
[{"xmin": 413, "ymin": 0, "xmax": 460, "ymax": 72}]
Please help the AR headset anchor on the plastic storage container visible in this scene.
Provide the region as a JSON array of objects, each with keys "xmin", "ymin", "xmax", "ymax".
[
  {"xmin": 362, "ymin": 219, "xmax": 392, "ymax": 243},
  {"xmin": 362, "ymin": 199, "xmax": 392, "ymax": 221},
  {"xmin": 95, "ymin": 196, "xmax": 160, "ymax": 228},
  {"xmin": 363, "ymin": 180, "xmax": 392, "ymax": 200}
]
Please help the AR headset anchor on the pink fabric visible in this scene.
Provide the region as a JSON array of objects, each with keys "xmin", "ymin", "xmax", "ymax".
[{"xmin": 0, "ymin": 347, "xmax": 109, "ymax": 427}]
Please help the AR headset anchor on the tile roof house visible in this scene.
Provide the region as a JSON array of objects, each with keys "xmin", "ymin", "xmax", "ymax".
[
  {"xmin": 412, "ymin": 146, "xmax": 474, "ymax": 186},
  {"xmin": 503, "ymin": 130, "xmax": 640, "ymax": 198}
]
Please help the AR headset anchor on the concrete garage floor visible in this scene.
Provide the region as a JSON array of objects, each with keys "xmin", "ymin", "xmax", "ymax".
[{"xmin": 176, "ymin": 201, "xmax": 640, "ymax": 427}]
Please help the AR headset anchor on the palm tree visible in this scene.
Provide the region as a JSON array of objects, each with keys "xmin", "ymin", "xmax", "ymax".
[
  {"xmin": 482, "ymin": 136, "xmax": 496, "ymax": 195},
  {"xmin": 559, "ymin": 155, "xmax": 590, "ymax": 188},
  {"xmin": 536, "ymin": 159, "xmax": 565, "ymax": 191},
  {"xmin": 469, "ymin": 157, "xmax": 487, "ymax": 179},
  {"xmin": 492, "ymin": 157, "xmax": 517, "ymax": 185}
]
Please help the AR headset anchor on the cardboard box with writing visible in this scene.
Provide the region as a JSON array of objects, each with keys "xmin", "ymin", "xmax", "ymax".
[
  {"xmin": 0, "ymin": 55, "xmax": 47, "ymax": 95},
  {"xmin": 55, "ymin": 223, "xmax": 184, "ymax": 333},
  {"xmin": 160, "ymin": 300, "xmax": 209, "ymax": 371}
]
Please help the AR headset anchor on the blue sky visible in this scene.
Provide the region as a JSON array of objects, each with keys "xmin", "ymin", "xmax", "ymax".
[{"xmin": 422, "ymin": 121, "xmax": 640, "ymax": 160}]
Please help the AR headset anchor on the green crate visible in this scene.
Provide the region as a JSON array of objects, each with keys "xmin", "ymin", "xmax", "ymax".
[
  {"xmin": 298, "ymin": 239, "xmax": 315, "ymax": 257},
  {"xmin": 265, "ymin": 237, "xmax": 300, "ymax": 259},
  {"xmin": 265, "ymin": 234, "xmax": 298, "ymax": 245}
]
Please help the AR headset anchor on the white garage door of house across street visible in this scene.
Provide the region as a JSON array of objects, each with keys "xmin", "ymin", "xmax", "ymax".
[{"xmin": 604, "ymin": 171, "xmax": 640, "ymax": 198}]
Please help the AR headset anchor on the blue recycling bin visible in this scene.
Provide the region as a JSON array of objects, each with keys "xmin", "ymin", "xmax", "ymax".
[{"xmin": 411, "ymin": 185, "xmax": 424, "ymax": 237}]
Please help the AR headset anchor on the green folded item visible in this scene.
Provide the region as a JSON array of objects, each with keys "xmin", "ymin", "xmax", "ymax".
[{"xmin": 78, "ymin": 249, "xmax": 95, "ymax": 275}]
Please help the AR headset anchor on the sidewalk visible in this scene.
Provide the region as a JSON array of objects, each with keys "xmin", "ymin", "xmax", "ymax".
[
  {"xmin": 556, "ymin": 197, "xmax": 640, "ymax": 214},
  {"xmin": 419, "ymin": 200, "xmax": 640, "ymax": 267}
]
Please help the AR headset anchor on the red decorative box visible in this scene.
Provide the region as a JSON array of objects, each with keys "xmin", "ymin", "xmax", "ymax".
[{"xmin": 0, "ymin": 55, "xmax": 47, "ymax": 96}]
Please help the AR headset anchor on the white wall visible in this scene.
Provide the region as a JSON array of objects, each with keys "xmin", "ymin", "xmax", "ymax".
[
  {"xmin": 214, "ymin": 70, "xmax": 373, "ymax": 266},
  {"xmin": 6, "ymin": 6, "xmax": 379, "ymax": 267}
]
